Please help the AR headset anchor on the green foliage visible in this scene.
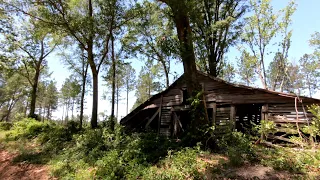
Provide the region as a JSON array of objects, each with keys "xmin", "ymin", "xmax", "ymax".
[
  {"xmin": 46, "ymin": 123, "xmax": 185, "ymax": 179},
  {"xmin": 6, "ymin": 118, "xmax": 51, "ymax": 140},
  {"xmin": 303, "ymin": 105, "xmax": 320, "ymax": 143},
  {"xmin": 255, "ymin": 120, "xmax": 276, "ymax": 140},
  {"xmin": 243, "ymin": 0, "xmax": 296, "ymax": 89},
  {"xmin": 142, "ymin": 147, "xmax": 205, "ymax": 180},
  {"xmin": 218, "ymin": 132, "xmax": 256, "ymax": 166},
  {"xmin": 299, "ymin": 54, "xmax": 320, "ymax": 97},
  {"xmin": 0, "ymin": 122, "xmax": 13, "ymax": 130},
  {"xmin": 237, "ymin": 50, "xmax": 257, "ymax": 86},
  {"xmin": 131, "ymin": 61, "xmax": 163, "ymax": 110},
  {"xmin": 3, "ymin": 117, "xmax": 320, "ymax": 179},
  {"xmin": 190, "ymin": 0, "xmax": 247, "ymax": 77},
  {"xmin": 257, "ymin": 146, "xmax": 320, "ymax": 174}
]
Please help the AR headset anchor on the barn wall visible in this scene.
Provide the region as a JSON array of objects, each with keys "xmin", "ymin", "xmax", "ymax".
[
  {"xmin": 127, "ymin": 74, "xmax": 319, "ymax": 134},
  {"xmin": 265, "ymin": 103, "xmax": 314, "ymax": 123}
]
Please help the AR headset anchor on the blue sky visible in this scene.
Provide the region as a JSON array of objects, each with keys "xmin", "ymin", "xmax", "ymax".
[{"xmin": 48, "ymin": 0, "xmax": 320, "ymax": 120}]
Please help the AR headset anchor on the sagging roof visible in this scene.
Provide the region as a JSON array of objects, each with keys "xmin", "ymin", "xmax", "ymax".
[{"xmin": 120, "ymin": 71, "xmax": 320, "ymax": 125}]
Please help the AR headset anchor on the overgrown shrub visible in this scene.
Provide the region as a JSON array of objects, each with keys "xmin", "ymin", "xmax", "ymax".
[
  {"xmin": 218, "ymin": 132, "xmax": 256, "ymax": 166},
  {"xmin": 141, "ymin": 146, "xmax": 205, "ymax": 180},
  {"xmin": 304, "ymin": 105, "xmax": 320, "ymax": 143},
  {"xmin": 6, "ymin": 118, "xmax": 52, "ymax": 140},
  {"xmin": 259, "ymin": 147, "xmax": 306, "ymax": 173},
  {"xmin": 255, "ymin": 120, "xmax": 276, "ymax": 140},
  {"xmin": 0, "ymin": 122, "xmax": 13, "ymax": 130}
]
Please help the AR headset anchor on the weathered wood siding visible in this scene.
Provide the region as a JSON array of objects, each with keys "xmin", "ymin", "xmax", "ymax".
[
  {"xmin": 143, "ymin": 74, "xmax": 317, "ymax": 109},
  {"xmin": 265, "ymin": 103, "xmax": 314, "ymax": 124}
]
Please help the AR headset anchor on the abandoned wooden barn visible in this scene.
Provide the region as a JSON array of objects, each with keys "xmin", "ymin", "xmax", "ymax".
[{"xmin": 120, "ymin": 71, "xmax": 320, "ymax": 137}]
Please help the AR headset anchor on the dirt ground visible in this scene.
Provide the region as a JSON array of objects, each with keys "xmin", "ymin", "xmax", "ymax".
[{"xmin": 0, "ymin": 149, "xmax": 50, "ymax": 180}]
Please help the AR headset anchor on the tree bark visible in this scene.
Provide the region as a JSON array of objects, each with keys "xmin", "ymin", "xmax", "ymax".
[
  {"xmin": 126, "ymin": 80, "xmax": 129, "ymax": 115},
  {"xmin": 110, "ymin": 35, "xmax": 116, "ymax": 130},
  {"xmin": 87, "ymin": 46, "xmax": 98, "ymax": 128},
  {"xmin": 47, "ymin": 105, "xmax": 50, "ymax": 120},
  {"xmin": 163, "ymin": 63, "xmax": 170, "ymax": 88},
  {"xmin": 167, "ymin": 1, "xmax": 199, "ymax": 94},
  {"xmin": 29, "ymin": 62, "xmax": 41, "ymax": 119},
  {"xmin": 71, "ymin": 98, "xmax": 74, "ymax": 120},
  {"xmin": 116, "ymin": 77, "xmax": 119, "ymax": 120},
  {"xmin": 79, "ymin": 62, "xmax": 88, "ymax": 129}
]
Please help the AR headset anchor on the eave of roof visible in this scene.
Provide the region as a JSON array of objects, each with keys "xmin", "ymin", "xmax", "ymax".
[{"xmin": 120, "ymin": 74, "xmax": 185, "ymax": 124}]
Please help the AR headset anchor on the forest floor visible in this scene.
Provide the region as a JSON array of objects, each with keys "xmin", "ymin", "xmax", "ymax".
[
  {"xmin": 199, "ymin": 154, "xmax": 306, "ymax": 179},
  {"xmin": 0, "ymin": 125, "xmax": 318, "ymax": 180},
  {"xmin": 0, "ymin": 148, "xmax": 50, "ymax": 180},
  {"xmin": 0, "ymin": 144, "xmax": 306, "ymax": 180}
]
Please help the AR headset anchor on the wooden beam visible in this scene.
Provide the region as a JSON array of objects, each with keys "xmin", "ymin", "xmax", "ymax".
[
  {"xmin": 230, "ymin": 105, "xmax": 236, "ymax": 129},
  {"xmin": 158, "ymin": 95, "xmax": 163, "ymax": 134},
  {"xmin": 145, "ymin": 107, "xmax": 160, "ymax": 128},
  {"xmin": 212, "ymin": 103, "xmax": 216, "ymax": 126},
  {"xmin": 261, "ymin": 104, "xmax": 268, "ymax": 120}
]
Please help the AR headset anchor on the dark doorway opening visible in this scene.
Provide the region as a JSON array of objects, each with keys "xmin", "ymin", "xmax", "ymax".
[{"xmin": 235, "ymin": 104, "xmax": 262, "ymax": 134}]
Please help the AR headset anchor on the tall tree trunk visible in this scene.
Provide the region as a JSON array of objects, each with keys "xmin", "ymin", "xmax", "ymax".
[
  {"xmin": 5, "ymin": 99, "xmax": 16, "ymax": 122},
  {"xmin": 24, "ymin": 101, "xmax": 28, "ymax": 117},
  {"xmin": 87, "ymin": 0, "xmax": 98, "ymax": 128},
  {"xmin": 169, "ymin": 1, "xmax": 199, "ymax": 94},
  {"xmin": 42, "ymin": 106, "xmax": 45, "ymax": 122},
  {"xmin": 116, "ymin": 78, "xmax": 119, "ymax": 120},
  {"xmin": 87, "ymin": 46, "xmax": 98, "ymax": 128},
  {"xmin": 47, "ymin": 105, "xmax": 50, "ymax": 120},
  {"xmin": 91, "ymin": 69, "xmax": 98, "ymax": 128},
  {"xmin": 110, "ymin": 35, "xmax": 116, "ymax": 130},
  {"xmin": 29, "ymin": 65, "xmax": 41, "ymax": 119},
  {"xmin": 159, "ymin": 0, "xmax": 208, "ymax": 131},
  {"xmin": 62, "ymin": 102, "xmax": 64, "ymax": 121},
  {"xmin": 79, "ymin": 63, "xmax": 88, "ymax": 129},
  {"xmin": 126, "ymin": 80, "xmax": 129, "ymax": 115},
  {"xmin": 66, "ymin": 99, "xmax": 70, "ymax": 122},
  {"xmin": 262, "ymin": 61, "xmax": 267, "ymax": 89},
  {"xmin": 71, "ymin": 98, "xmax": 74, "ymax": 120},
  {"xmin": 257, "ymin": 61, "xmax": 267, "ymax": 89},
  {"xmin": 163, "ymin": 63, "xmax": 170, "ymax": 88}
]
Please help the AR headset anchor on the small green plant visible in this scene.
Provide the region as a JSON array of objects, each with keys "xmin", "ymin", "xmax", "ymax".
[
  {"xmin": 303, "ymin": 105, "xmax": 320, "ymax": 144},
  {"xmin": 255, "ymin": 120, "xmax": 276, "ymax": 140}
]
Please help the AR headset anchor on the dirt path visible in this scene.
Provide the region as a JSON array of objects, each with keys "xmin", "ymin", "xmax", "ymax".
[{"xmin": 0, "ymin": 149, "xmax": 50, "ymax": 180}]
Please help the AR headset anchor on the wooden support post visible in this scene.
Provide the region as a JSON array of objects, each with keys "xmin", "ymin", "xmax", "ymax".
[
  {"xmin": 212, "ymin": 103, "xmax": 216, "ymax": 126},
  {"xmin": 261, "ymin": 104, "xmax": 268, "ymax": 140},
  {"xmin": 230, "ymin": 105, "xmax": 236, "ymax": 130},
  {"xmin": 158, "ymin": 95, "xmax": 163, "ymax": 135},
  {"xmin": 261, "ymin": 104, "xmax": 269, "ymax": 121}
]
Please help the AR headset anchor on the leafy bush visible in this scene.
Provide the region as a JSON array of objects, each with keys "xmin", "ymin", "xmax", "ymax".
[
  {"xmin": 6, "ymin": 118, "xmax": 51, "ymax": 140},
  {"xmin": 259, "ymin": 147, "xmax": 306, "ymax": 173},
  {"xmin": 304, "ymin": 105, "xmax": 320, "ymax": 143},
  {"xmin": 0, "ymin": 122, "xmax": 13, "ymax": 130},
  {"xmin": 141, "ymin": 146, "xmax": 206, "ymax": 180},
  {"xmin": 218, "ymin": 132, "xmax": 256, "ymax": 166},
  {"xmin": 255, "ymin": 120, "xmax": 276, "ymax": 140}
]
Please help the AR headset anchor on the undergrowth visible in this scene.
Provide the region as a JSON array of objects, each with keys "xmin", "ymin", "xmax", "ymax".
[{"xmin": 0, "ymin": 118, "xmax": 319, "ymax": 179}]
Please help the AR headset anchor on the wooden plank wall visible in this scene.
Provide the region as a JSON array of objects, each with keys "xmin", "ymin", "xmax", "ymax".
[{"xmin": 265, "ymin": 103, "xmax": 314, "ymax": 124}]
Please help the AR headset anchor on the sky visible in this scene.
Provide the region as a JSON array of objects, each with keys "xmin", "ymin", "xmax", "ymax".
[{"xmin": 48, "ymin": 0, "xmax": 320, "ymax": 120}]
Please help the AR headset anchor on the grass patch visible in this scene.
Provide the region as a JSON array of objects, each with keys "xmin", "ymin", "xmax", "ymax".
[{"xmin": 1, "ymin": 118, "xmax": 319, "ymax": 179}]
